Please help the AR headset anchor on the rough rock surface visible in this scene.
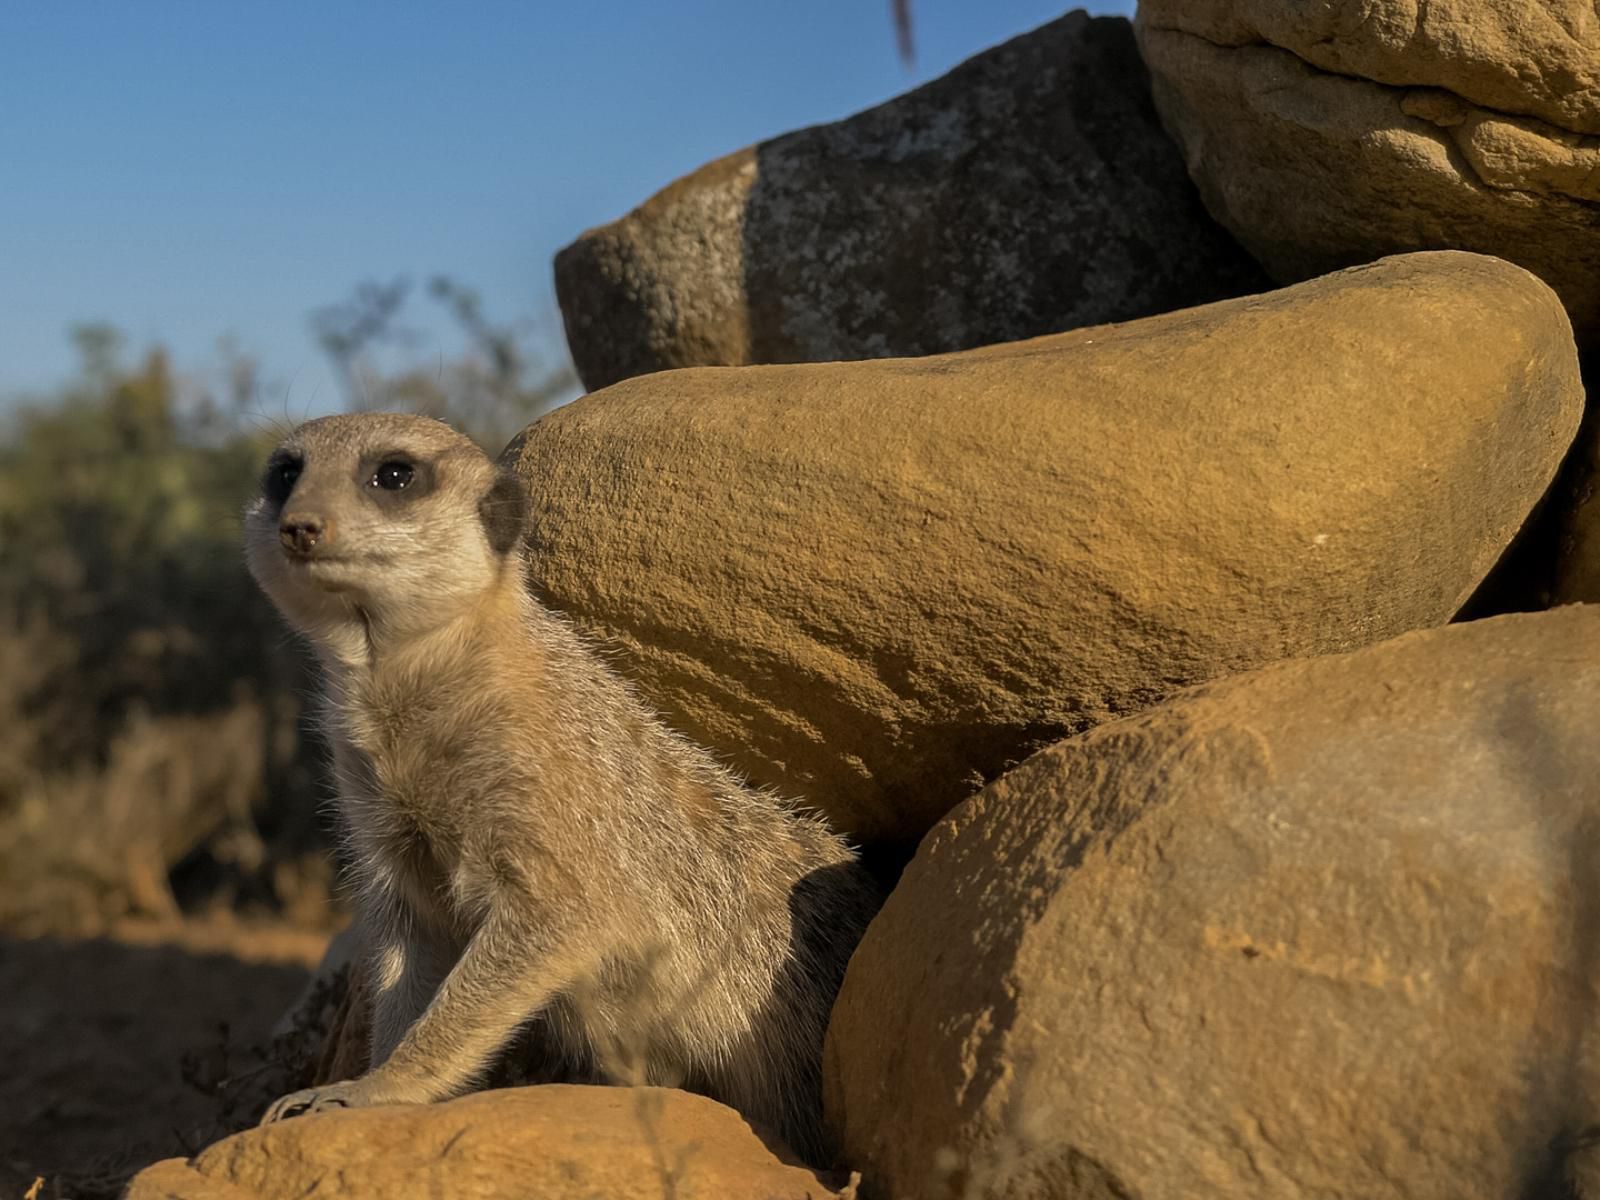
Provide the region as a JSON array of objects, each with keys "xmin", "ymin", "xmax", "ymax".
[
  {"xmin": 824, "ymin": 605, "xmax": 1600, "ymax": 1200},
  {"xmin": 506, "ymin": 252, "xmax": 1581, "ymax": 843},
  {"xmin": 555, "ymin": 11, "xmax": 1266, "ymax": 391},
  {"xmin": 124, "ymin": 1085, "xmax": 842, "ymax": 1199},
  {"xmin": 1140, "ymin": 0, "xmax": 1600, "ymax": 134},
  {"xmin": 1136, "ymin": 0, "xmax": 1600, "ymax": 347}
]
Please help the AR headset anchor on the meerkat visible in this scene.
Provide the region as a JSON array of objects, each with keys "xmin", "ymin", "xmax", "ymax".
[{"xmin": 243, "ymin": 412, "xmax": 879, "ymax": 1162}]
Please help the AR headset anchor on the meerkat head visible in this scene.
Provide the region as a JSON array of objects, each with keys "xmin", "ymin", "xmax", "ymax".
[{"xmin": 244, "ymin": 413, "xmax": 529, "ymax": 654}]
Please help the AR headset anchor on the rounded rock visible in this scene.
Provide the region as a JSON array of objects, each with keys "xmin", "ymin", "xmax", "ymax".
[
  {"xmin": 825, "ymin": 604, "xmax": 1600, "ymax": 1199},
  {"xmin": 124, "ymin": 1085, "xmax": 840, "ymax": 1200},
  {"xmin": 508, "ymin": 251, "xmax": 1582, "ymax": 843},
  {"xmin": 555, "ymin": 12, "xmax": 1266, "ymax": 391}
]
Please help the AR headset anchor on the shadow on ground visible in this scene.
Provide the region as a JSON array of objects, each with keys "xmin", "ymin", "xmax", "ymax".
[{"xmin": 0, "ymin": 924, "xmax": 324, "ymax": 1199}]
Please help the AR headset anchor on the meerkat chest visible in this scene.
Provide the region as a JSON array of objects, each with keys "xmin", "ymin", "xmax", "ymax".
[
  {"xmin": 344, "ymin": 670, "xmax": 500, "ymax": 789},
  {"xmin": 330, "ymin": 682, "xmax": 509, "ymax": 917}
]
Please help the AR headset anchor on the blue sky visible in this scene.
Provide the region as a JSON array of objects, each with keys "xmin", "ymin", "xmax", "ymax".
[{"xmin": 0, "ymin": 1, "xmax": 1134, "ymax": 409}]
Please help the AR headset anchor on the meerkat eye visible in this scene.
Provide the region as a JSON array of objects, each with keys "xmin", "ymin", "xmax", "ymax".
[
  {"xmin": 372, "ymin": 460, "xmax": 415, "ymax": 491},
  {"xmin": 263, "ymin": 455, "xmax": 302, "ymax": 505}
]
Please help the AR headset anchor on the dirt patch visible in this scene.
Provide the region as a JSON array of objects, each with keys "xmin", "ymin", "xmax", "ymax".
[{"xmin": 0, "ymin": 916, "xmax": 330, "ymax": 1199}]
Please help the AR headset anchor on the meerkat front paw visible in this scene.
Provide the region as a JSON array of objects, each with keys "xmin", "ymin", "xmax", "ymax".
[{"xmin": 259, "ymin": 1076, "xmax": 417, "ymax": 1125}]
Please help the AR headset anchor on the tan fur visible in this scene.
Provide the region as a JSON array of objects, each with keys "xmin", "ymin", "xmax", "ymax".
[{"xmin": 244, "ymin": 413, "xmax": 879, "ymax": 1162}]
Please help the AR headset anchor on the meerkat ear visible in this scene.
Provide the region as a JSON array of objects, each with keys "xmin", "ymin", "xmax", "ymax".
[{"xmin": 478, "ymin": 468, "xmax": 531, "ymax": 557}]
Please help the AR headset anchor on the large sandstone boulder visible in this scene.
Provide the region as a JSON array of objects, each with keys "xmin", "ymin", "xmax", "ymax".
[
  {"xmin": 554, "ymin": 11, "xmax": 1266, "ymax": 391},
  {"xmin": 506, "ymin": 252, "xmax": 1582, "ymax": 843},
  {"xmin": 1139, "ymin": 0, "xmax": 1600, "ymax": 136},
  {"xmin": 124, "ymin": 1085, "xmax": 842, "ymax": 1199},
  {"xmin": 1141, "ymin": 0, "xmax": 1600, "ymax": 132},
  {"xmin": 825, "ymin": 605, "xmax": 1600, "ymax": 1200},
  {"xmin": 1135, "ymin": 0, "xmax": 1600, "ymax": 348}
]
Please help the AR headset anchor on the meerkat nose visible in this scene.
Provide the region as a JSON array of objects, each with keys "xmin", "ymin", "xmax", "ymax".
[{"xmin": 280, "ymin": 513, "xmax": 329, "ymax": 557}]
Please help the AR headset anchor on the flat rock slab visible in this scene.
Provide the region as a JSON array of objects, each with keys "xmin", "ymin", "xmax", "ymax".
[
  {"xmin": 1137, "ymin": 0, "xmax": 1600, "ymax": 348},
  {"xmin": 1140, "ymin": 0, "xmax": 1600, "ymax": 135},
  {"xmin": 555, "ymin": 11, "xmax": 1266, "ymax": 391},
  {"xmin": 507, "ymin": 251, "xmax": 1581, "ymax": 843},
  {"xmin": 825, "ymin": 605, "xmax": 1600, "ymax": 1199},
  {"xmin": 123, "ymin": 1085, "xmax": 841, "ymax": 1199}
]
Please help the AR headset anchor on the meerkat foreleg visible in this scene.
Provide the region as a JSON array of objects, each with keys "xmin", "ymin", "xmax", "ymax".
[{"xmin": 261, "ymin": 901, "xmax": 588, "ymax": 1122}]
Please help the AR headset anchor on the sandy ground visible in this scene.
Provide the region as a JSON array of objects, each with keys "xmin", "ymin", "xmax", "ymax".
[{"xmin": 0, "ymin": 917, "xmax": 331, "ymax": 1200}]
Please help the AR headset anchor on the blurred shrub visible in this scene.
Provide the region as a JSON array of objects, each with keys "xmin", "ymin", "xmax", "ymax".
[
  {"xmin": 0, "ymin": 328, "xmax": 329, "ymax": 935},
  {"xmin": 0, "ymin": 287, "xmax": 573, "ymax": 936}
]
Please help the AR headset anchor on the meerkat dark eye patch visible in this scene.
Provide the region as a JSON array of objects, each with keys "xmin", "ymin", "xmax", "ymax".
[
  {"xmin": 360, "ymin": 453, "xmax": 434, "ymax": 508},
  {"xmin": 478, "ymin": 469, "xmax": 530, "ymax": 557},
  {"xmin": 262, "ymin": 453, "xmax": 303, "ymax": 508}
]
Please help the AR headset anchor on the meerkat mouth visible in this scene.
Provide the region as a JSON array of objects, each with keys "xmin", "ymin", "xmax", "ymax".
[
  {"xmin": 283, "ymin": 557, "xmax": 368, "ymax": 596},
  {"xmin": 282, "ymin": 550, "xmax": 390, "ymax": 568},
  {"xmin": 280, "ymin": 553, "xmax": 399, "ymax": 599},
  {"xmin": 280, "ymin": 553, "xmax": 373, "ymax": 587}
]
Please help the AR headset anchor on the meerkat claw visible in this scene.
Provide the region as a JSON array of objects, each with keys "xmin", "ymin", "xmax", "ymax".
[{"xmin": 260, "ymin": 1082, "xmax": 361, "ymax": 1125}]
